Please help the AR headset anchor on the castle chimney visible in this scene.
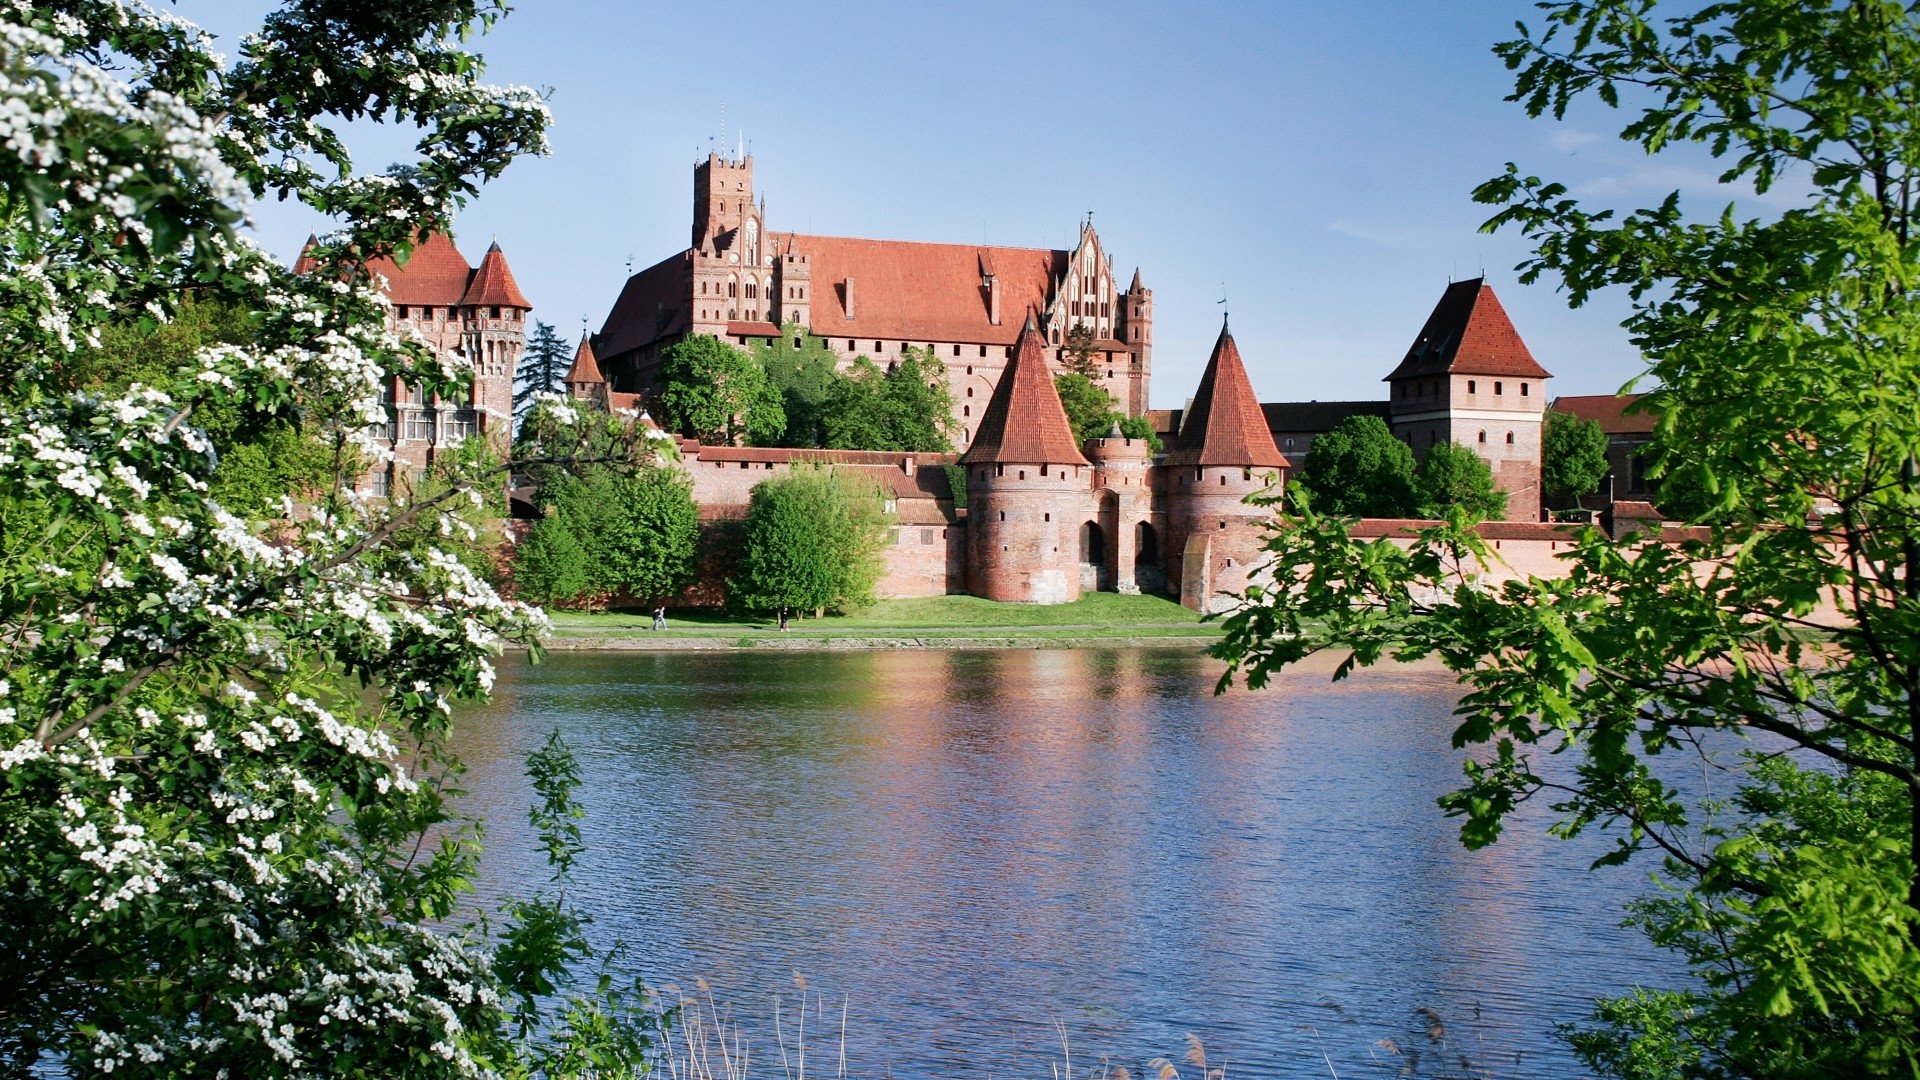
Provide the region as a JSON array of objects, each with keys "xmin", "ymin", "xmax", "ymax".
[
  {"xmin": 843, "ymin": 276, "xmax": 855, "ymax": 319},
  {"xmin": 986, "ymin": 273, "xmax": 1000, "ymax": 325},
  {"xmin": 902, "ymin": 455, "xmax": 916, "ymax": 476}
]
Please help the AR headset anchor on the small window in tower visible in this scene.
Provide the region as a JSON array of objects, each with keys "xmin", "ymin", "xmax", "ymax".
[
  {"xmin": 1219, "ymin": 475, "xmax": 1226, "ymax": 486},
  {"xmin": 963, "ymin": 405, "xmax": 970, "ymax": 417},
  {"xmin": 999, "ymin": 511, "xmax": 1006, "ymax": 521},
  {"xmin": 1285, "ymin": 438, "xmax": 1294, "ymax": 449},
  {"xmin": 966, "ymin": 387, "xmax": 974, "ymax": 398},
  {"xmin": 397, "ymin": 305, "xmax": 408, "ymax": 319},
  {"xmin": 1218, "ymin": 521, "xmax": 1227, "ymax": 530},
  {"xmin": 491, "ymin": 306, "xmax": 500, "ymax": 319},
  {"xmin": 1478, "ymin": 431, "xmax": 1487, "ymax": 443},
  {"xmin": 1041, "ymin": 464, "xmax": 1049, "ymax": 476},
  {"xmin": 1044, "ymin": 513, "xmax": 1051, "ymax": 522},
  {"xmin": 1494, "ymin": 381, "xmax": 1504, "ymax": 395},
  {"xmin": 847, "ymin": 340, "xmax": 855, "ymax": 350},
  {"xmin": 1468, "ymin": 380, "xmax": 1476, "ymax": 393},
  {"xmin": 1521, "ymin": 382, "xmax": 1529, "ymax": 397},
  {"xmin": 996, "ymin": 464, "xmax": 1005, "ymax": 477},
  {"xmin": 874, "ymin": 341, "xmax": 883, "ymax": 351},
  {"xmin": 953, "ymin": 344, "xmax": 960, "ymax": 356},
  {"xmin": 1506, "ymin": 432, "xmax": 1516, "ymax": 444},
  {"xmin": 978, "ymin": 345, "xmax": 987, "ymax": 357},
  {"xmin": 794, "ymin": 338, "xmax": 802, "ymax": 348},
  {"xmin": 1019, "ymin": 470, "xmax": 1027, "ymax": 480}
]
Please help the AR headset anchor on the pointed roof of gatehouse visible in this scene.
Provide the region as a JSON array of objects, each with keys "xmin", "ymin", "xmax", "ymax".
[
  {"xmin": 1164, "ymin": 316, "xmax": 1289, "ymax": 468},
  {"xmin": 959, "ymin": 314, "xmax": 1090, "ymax": 466}
]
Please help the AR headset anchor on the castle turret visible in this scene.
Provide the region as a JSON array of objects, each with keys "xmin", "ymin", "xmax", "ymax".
[
  {"xmin": 1084, "ymin": 420, "xmax": 1153, "ymax": 594},
  {"xmin": 1384, "ymin": 278, "xmax": 1551, "ymax": 520},
  {"xmin": 565, "ymin": 332, "xmax": 607, "ymax": 408},
  {"xmin": 459, "ymin": 240, "xmax": 531, "ymax": 443},
  {"xmin": 1162, "ymin": 316, "xmax": 1289, "ymax": 612},
  {"xmin": 960, "ymin": 315, "xmax": 1094, "ymax": 603},
  {"xmin": 1118, "ymin": 266, "xmax": 1152, "ymax": 415}
]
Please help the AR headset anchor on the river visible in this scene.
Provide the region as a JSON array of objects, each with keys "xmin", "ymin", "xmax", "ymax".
[{"xmin": 449, "ymin": 647, "xmax": 1696, "ymax": 1078}]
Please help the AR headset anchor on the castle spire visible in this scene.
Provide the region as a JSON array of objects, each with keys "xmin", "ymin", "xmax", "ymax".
[
  {"xmin": 460, "ymin": 240, "xmax": 531, "ymax": 309},
  {"xmin": 959, "ymin": 314, "xmax": 1089, "ymax": 466},
  {"xmin": 1164, "ymin": 319, "xmax": 1288, "ymax": 468},
  {"xmin": 565, "ymin": 332, "xmax": 604, "ymax": 387}
]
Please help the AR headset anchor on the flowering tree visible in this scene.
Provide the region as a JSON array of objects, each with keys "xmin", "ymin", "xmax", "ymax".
[{"xmin": 0, "ymin": 3, "xmax": 666, "ymax": 1075}]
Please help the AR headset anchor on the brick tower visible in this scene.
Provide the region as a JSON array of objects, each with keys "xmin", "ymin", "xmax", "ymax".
[
  {"xmin": 459, "ymin": 240, "xmax": 531, "ymax": 442},
  {"xmin": 959, "ymin": 315, "xmax": 1094, "ymax": 603},
  {"xmin": 1118, "ymin": 267, "xmax": 1153, "ymax": 416},
  {"xmin": 1083, "ymin": 421, "xmax": 1153, "ymax": 594},
  {"xmin": 1162, "ymin": 316, "xmax": 1290, "ymax": 612},
  {"xmin": 1384, "ymin": 278, "xmax": 1551, "ymax": 520}
]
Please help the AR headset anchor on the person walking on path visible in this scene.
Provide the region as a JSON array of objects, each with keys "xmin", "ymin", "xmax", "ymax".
[
  {"xmin": 652, "ymin": 606, "xmax": 666, "ymax": 631},
  {"xmin": 777, "ymin": 607, "xmax": 789, "ymax": 632}
]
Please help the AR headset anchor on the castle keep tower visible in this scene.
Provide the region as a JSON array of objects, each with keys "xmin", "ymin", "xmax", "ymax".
[
  {"xmin": 960, "ymin": 317, "xmax": 1095, "ymax": 604},
  {"xmin": 1385, "ymin": 279, "xmax": 1550, "ymax": 520},
  {"xmin": 1162, "ymin": 317, "xmax": 1290, "ymax": 612}
]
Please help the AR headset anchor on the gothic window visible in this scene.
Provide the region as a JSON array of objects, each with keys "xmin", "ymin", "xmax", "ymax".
[
  {"xmin": 1506, "ymin": 432, "xmax": 1516, "ymax": 444},
  {"xmin": 1478, "ymin": 431, "xmax": 1487, "ymax": 443},
  {"xmin": 728, "ymin": 277, "xmax": 737, "ymax": 298}
]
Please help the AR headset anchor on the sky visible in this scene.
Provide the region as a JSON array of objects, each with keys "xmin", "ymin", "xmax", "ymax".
[{"xmin": 200, "ymin": 1, "xmax": 1781, "ymax": 408}]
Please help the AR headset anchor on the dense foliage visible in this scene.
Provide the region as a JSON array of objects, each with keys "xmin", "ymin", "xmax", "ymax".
[
  {"xmin": 752, "ymin": 323, "xmax": 841, "ymax": 447},
  {"xmin": 0, "ymin": 4, "xmax": 670, "ymax": 1074},
  {"xmin": 1413, "ymin": 442, "xmax": 1508, "ymax": 520},
  {"xmin": 1055, "ymin": 371, "xmax": 1162, "ymax": 452},
  {"xmin": 515, "ymin": 466, "xmax": 699, "ymax": 608},
  {"xmin": 820, "ymin": 347, "xmax": 955, "ymax": 453},
  {"xmin": 655, "ymin": 334, "xmax": 782, "ymax": 445},
  {"xmin": 1291, "ymin": 415, "xmax": 1417, "ymax": 517},
  {"xmin": 1217, "ymin": 2, "xmax": 1920, "ymax": 1076},
  {"xmin": 728, "ymin": 467, "xmax": 894, "ymax": 615},
  {"xmin": 1543, "ymin": 408, "xmax": 1612, "ymax": 509}
]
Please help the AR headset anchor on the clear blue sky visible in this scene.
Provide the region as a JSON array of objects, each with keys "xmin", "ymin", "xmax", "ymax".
[{"xmin": 206, "ymin": 1, "xmax": 1763, "ymax": 407}]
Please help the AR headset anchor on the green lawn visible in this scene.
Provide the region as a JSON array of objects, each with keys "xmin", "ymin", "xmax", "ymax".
[{"xmin": 545, "ymin": 593, "xmax": 1211, "ymax": 636}]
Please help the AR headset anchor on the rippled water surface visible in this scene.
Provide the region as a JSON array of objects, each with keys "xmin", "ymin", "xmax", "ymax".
[{"xmin": 451, "ymin": 648, "xmax": 1685, "ymax": 1078}]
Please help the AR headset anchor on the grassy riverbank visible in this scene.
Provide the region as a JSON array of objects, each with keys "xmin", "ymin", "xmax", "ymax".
[{"xmin": 541, "ymin": 593, "xmax": 1223, "ymax": 650}]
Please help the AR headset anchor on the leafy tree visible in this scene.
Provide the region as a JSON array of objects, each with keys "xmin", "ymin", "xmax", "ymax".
[
  {"xmin": 821, "ymin": 348, "xmax": 954, "ymax": 452},
  {"xmin": 1117, "ymin": 413, "xmax": 1165, "ymax": 455},
  {"xmin": 532, "ymin": 466, "xmax": 698, "ymax": 606},
  {"xmin": 729, "ymin": 467, "xmax": 893, "ymax": 616},
  {"xmin": 656, "ymin": 334, "xmax": 783, "ymax": 445},
  {"xmin": 753, "ymin": 322, "xmax": 842, "ymax": 447},
  {"xmin": 514, "ymin": 319, "xmax": 571, "ymax": 423},
  {"xmin": 1543, "ymin": 409, "xmax": 1612, "ymax": 510},
  {"xmin": 1291, "ymin": 414, "xmax": 1416, "ymax": 517},
  {"xmin": 1055, "ymin": 371, "xmax": 1117, "ymax": 445},
  {"xmin": 1063, "ymin": 320, "xmax": 1099, "ymax": 377},
  {"xmin": 514, "ymin": 511, "xmax": 593, "ymax": 606},
  {"xmin": 0, "ymin": 6, "xmax": 671, "ymax": 1075},
  {"xmin": 1217, "ymin": 3, "xmax": 1920, "ymax": 1076},
  {"xmin": 1414, "ymin": 442, "xmax": 1508, "ymax": 520}
]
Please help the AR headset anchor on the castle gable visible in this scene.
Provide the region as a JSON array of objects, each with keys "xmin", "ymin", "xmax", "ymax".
[{"xmin": 1384, "ymin": 278, "xmax": 1551, "ymax": 381}]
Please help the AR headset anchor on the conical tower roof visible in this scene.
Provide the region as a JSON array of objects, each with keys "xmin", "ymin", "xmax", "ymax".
[
  {"xmin": 565, "ymin": 333, "xmax": 604, "ymax": 385},
  {"xmin": 292, "ymin": 233, "xmax": 320, "ymax": 276},
  {"xmin": 1164, "ymin": 317, "xmax": 1289, "ymax": 468},
  {"xmin": 460, "ymin": 240, "xmax": 532, "ymax": 309},
  {"xmin": 1384, "ymin": 278, "xmax": 1550, "ymax": 380},
  {"xmin": 959, "ymin": 315, "xmax": 1090, "ymax": 466}
]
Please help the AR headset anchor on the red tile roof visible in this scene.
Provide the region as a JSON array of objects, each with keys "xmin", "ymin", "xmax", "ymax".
[
  {"xmin": 364, "ymin": 232, "xmax": 475, "ymax": 307},
  {"xmin": 959, "ymin": 319, "xmax": 1090, "ymax": 466},
  {"xmin": 724, "ymin": 321, "xmax": 782, "ymax": 337},
  {"xmin": 777, "ymin": 234, "xmax": 1066, "ymax": 345},
  {"xmin": 596, "ymin": 251, "xmax": 692, "ymax": 360},
  {"xmin": 1385, "ymin": 279, "xmax": 1551, "ymax": 381},
  {"xmin": 566, "ymin": 334, "xmax": 603, "ymax": 385},
  {"xmin": 1164, "ymin": 321, "xmax": 1290, "ymax": 468},
  {"xmin": 460, "ymin": 241, "xmax": 531, "ymax": 309},
  {"xmin": 292, "ymin": 233, "xmax": 319, "ymax": 276},
  {"xmin": 1552, "ymin": 393, "xmax": 1655, "ymax": 435}
]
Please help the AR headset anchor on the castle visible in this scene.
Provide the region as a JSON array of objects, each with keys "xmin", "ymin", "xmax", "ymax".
[
  {"xmin": 593, "ymin": 153, "xmax": 1154, "ymax": 443},
  {"xmin": 333, "ymin": 156, "xmax": 1578, "ymax": 611}
]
